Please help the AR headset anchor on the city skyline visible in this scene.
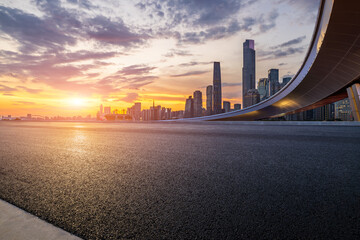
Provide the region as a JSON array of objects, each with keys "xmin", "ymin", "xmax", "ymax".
[{"xmin": 0, "ymin": 0, "xmax": 320, "ymax": 117}]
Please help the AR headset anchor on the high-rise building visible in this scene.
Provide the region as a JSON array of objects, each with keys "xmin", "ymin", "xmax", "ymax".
[
  {"xmin": 335, "ymin": 98, "xmax": 353, "ymax": 121},
  {"xmin": 282, "ymin": 77, "xmax": 292, "ymax": 88},
  {"xmin": 313, "ymin": 103, "xmax": 335, "ymax": 121},
  {"xmin": 268, "ymin": 69, "xmax": 279, "ymax": 96},
  {"xmin": 206, "ymin": 85, "xmax": 213, "ymax": 115},
  {"xmin": 257, "ymin": 78, "xmax": 269, "ymax": 101},
  {"xmin": 234, "ymin": 104, "xmax": 241, "ymax": 110},
  {"xmin": 100, "ymin": 104, "xmax": 103, "ymax": 114},
  {"xmin": 243, "ymin": 89, "xmax": 260, "ymax": 107},
  {"xmin": 184, "ymin": 96, "xmax": 194, "ymax": 118},
  {"xmin": 242, "ymin": 39, "xmax": 256, "ymax": 108},
  {"xmin": 104, "ymin": 106, "xmax": 111, "ymax": 115},
  {"xmin": 193, "ymin": 90, "xmax": 203, "ymax": 117},
  {"xmin": 213, "ymin": 62, "xmax": 222, "ymax": 114},
  {"xmin": 223, "ymin": 101, "xmax": 231, "ymax": 113}
]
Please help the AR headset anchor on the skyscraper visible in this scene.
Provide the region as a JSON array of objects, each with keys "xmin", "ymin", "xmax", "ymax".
[
  {"xmin": 257, "ymin": 78, "xmax": 269, "ymax": 101},
  {"xmin": 184, "ymin": 96, "xmax": 194, "ymax": 118},
  {"xmin": 206, "ymin": 85, "xmax": 213, "ymax": 115},
  {"xmin": 268, "ymin": 69, "xmax": 279, "ymax": 96},
  {"xmin": 243, "ymin": 89, "xmax": 260, "ymax": 107},
  {"xmin": 223, "ymin": 101, "xmax": 231, "ymax": 113},
  {"xmin": 242, "ymin": 40, "xmax": 256, "ymax": 108},
  {"xmin": 281, "ymin": 77, "xmax": 292, "ymax": 88},
  {"xmin": 213, "ymin": 62, "xmax": 222, "ymax": 114},
  {"xmin": 100, "ymin": 104, "xmax": 103, "ymax": 115},
  {"xmin": 193, "ymin": 90, "xmax": 203, "ymax": 117}
]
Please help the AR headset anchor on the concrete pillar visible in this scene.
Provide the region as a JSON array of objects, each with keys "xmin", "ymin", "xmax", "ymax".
[{"xmin": 347, "ymin": 83, "xmax": 360, "ymax": 121}]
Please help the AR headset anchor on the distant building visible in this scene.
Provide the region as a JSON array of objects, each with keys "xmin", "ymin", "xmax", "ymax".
[
  {"xmin": 193, "ymin": 90, "xmax": 203, "ymax": 117},
  {"xmin": 134, "ymin": 102, "xmax": 141, "ymax": 120},
  {"xmin": 27, "ymin": 114, "xmax": 32, "ymax": 120},
  {"xmin": 243, "ymin": 89, "xmax": 260, "ymax": 107},
  {"xmin": 100, "ymin": 104, "xmax": 103, "ymax": 115},
  {"xmin": 335, "ymin": 98, "xmax": 353, "ymax": 121},
  {"xmin": 104, "ymin": 106, "xmax": 111, "ymax": 115},
  {"xmin": 223, "ymin": 101, "xmax": 231, "ymax": 113},
  {"xmin": 213, "ymin": 62, "xmax": 222, "ymax": 114},
  {"xmin": 268, "ymin": 69, "xmax": 279, "ymax": 96},
  {"xmin": 184, "ymin": 96, "xmax": 194, "ymax": 118},
  {"xmin": 206, "ymin": 85, "xmax": 213, "ymax": 115},
  {"xmin": 281, "ymin": 77, "xmax": 292, "ymax": 88},
  {"xmin": 313, "ymin": 103, "xmax": 335, "ymax": 121},
  {"xmin": 243, "ymin": 39, "xmax": 256, "ymax": 108},
  {"xmin": 257, "ymin": 78, "xmax": 269, "ymax": 101},
  {"xmin": 234, "ymin": 104, "xmax": 241, "ymax": 110}
]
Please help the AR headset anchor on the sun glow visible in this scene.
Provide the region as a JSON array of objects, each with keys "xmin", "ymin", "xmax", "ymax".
[{"xmin": 67, "ymin": 98, "xmax": 87, "ymax": 107}]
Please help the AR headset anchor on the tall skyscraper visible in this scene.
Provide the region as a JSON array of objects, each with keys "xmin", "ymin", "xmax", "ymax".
[
  {"xmin": 242, "ymin": 40, "xmax": 256, "ymax": 108},
  {"xmin": 257, "ymin": 78, "xmax": 269, "ymax": 101},
  {"xmin": 213, "ymin": 62, "xmax": 222, "ymax": 114},
  {"xmin": 100, "ymin": 104, "xmax": 103, "ymax": 114},
  {"xmin": 243, "ymin": 89, "xmax": 260, "ymax": 107},
  {"xmin": 223, "ymin": 101, "xmax": 231, "ymax": 113},
  {"xmin": 193, "ymin": 90, "xmax": 203, "ymax": 117},
  {"xmin": 268, "ymin": 69, "xmax": 279, "ymax": 96},
  {"xmin": 184, "ymin": 96, "xmax": 194, "ymax": 118},
  {"xmin": 206, "ymin": 85, "xmax": 213, "ymax": 115}
]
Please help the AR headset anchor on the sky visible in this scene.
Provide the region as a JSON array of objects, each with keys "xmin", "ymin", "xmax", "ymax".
[{"xmin": 0, "ymin": 0, "xmax": 320, "ymax": 117}]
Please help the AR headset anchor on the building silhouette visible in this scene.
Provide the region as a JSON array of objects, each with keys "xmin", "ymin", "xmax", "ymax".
[
  {"xmin": 193, "ymin": 90, "xmax": 203, "ymax": 117},
  {"xmin": 234, "ymin": 104, "xmax": 241, "ymax": 110},
  {"xmin": 242, "ymin": 40, "xmax": 256, "ymax": 108},
  {"xmin": 104, "ymin": 106, "xmax": 111, "ymax": 115},
  {"xmin": 281, "ymin": 77, "xmax": 291, "ymax": 88},
  {"xmin": 335, "ymin": 98, "xmax": 353, "ymax": 121},
  {"xmin": 223, "ymin": 101, "xmax": 231, "ymax": 113},
  {"xmin": 206, "ymin": 85, "xmax": 213, "ymax": 115},
  {"xmin": 184, "ymin": 96, "xmax": 194, "ymax": 118},
  {"xmin": 243, "ymin": 89, "xmax": 260, "ymax": 107},
  {"xmin": 213, "ymin": 62, "xmax": 222, "ymax": 114},
  {"xmin": 268, "ymin": 69, "xmax": 279, "ymax": 96},
  {"xmin": 257, "ymin": 78, "xmax": 269, "ymax": 101}
]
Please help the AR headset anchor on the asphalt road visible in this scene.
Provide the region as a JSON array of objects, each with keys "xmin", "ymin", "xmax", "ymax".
[{"xmin": 0, "ymin": 121, "xmax": 359, "ymax": 239}]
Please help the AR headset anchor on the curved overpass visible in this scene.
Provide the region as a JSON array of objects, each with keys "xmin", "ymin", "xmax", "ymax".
[{"xmin": 185, "ymin": 0, "xmax": 360, "ymax": 121}]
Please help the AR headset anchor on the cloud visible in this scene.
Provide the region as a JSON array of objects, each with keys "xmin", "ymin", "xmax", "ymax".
[
  {"xmin": 17, "ymin": 86, "xmax": 42, "ymax": 94},
  {"xmin": 164, "ymin": 49, "xmax": 193, "ymax": 57},
  {"xmin": 0, "ymin": 84, "xmax": 17, "ymax": 92},
  {"xmin": 259, "ymin": 10, "xmax": 279, "ymax": 33},
  {"xmin": 258, "ymin": 47, "xmax": 305, "ymax": 60},
  {"xmin": 118, "ymin": 65, "xmax": 156, "ymax": 76},
  {"xmin": 278, "ymin": 0, "xmax": 320, "ymax": 12},
  {"xmin": 86, "ymin": 16, "xmax": 149, "ymax": 47},
  {"xmin": 119, "ymin": 93, "xmax": 139, "ymax": 103},
  {"xmin": 170, "ymin": 70, "xmax": 209, "ymax": 77},
  {"xmin": 137, "ymin": 0, "xmax": 259, "ymax": 45},
  {"xmin": 0, "ymin": 6, "xmax": 76, "ymax": 53},
  {"xmin": 275, "ymin": 36, "xmax": 306, "ymax": 48},
  {"xmin": 178, "ymin": 61, "xmax": 211, "ymax": 67},
  {"xmin": 13, "ymin": 101, "xmax": 36, "ymax": 105}
]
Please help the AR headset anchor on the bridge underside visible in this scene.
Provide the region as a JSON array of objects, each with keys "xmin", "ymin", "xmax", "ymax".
[{"xmin": 185, "ymin": 0, "xmax": 360, "ymax": 121}]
